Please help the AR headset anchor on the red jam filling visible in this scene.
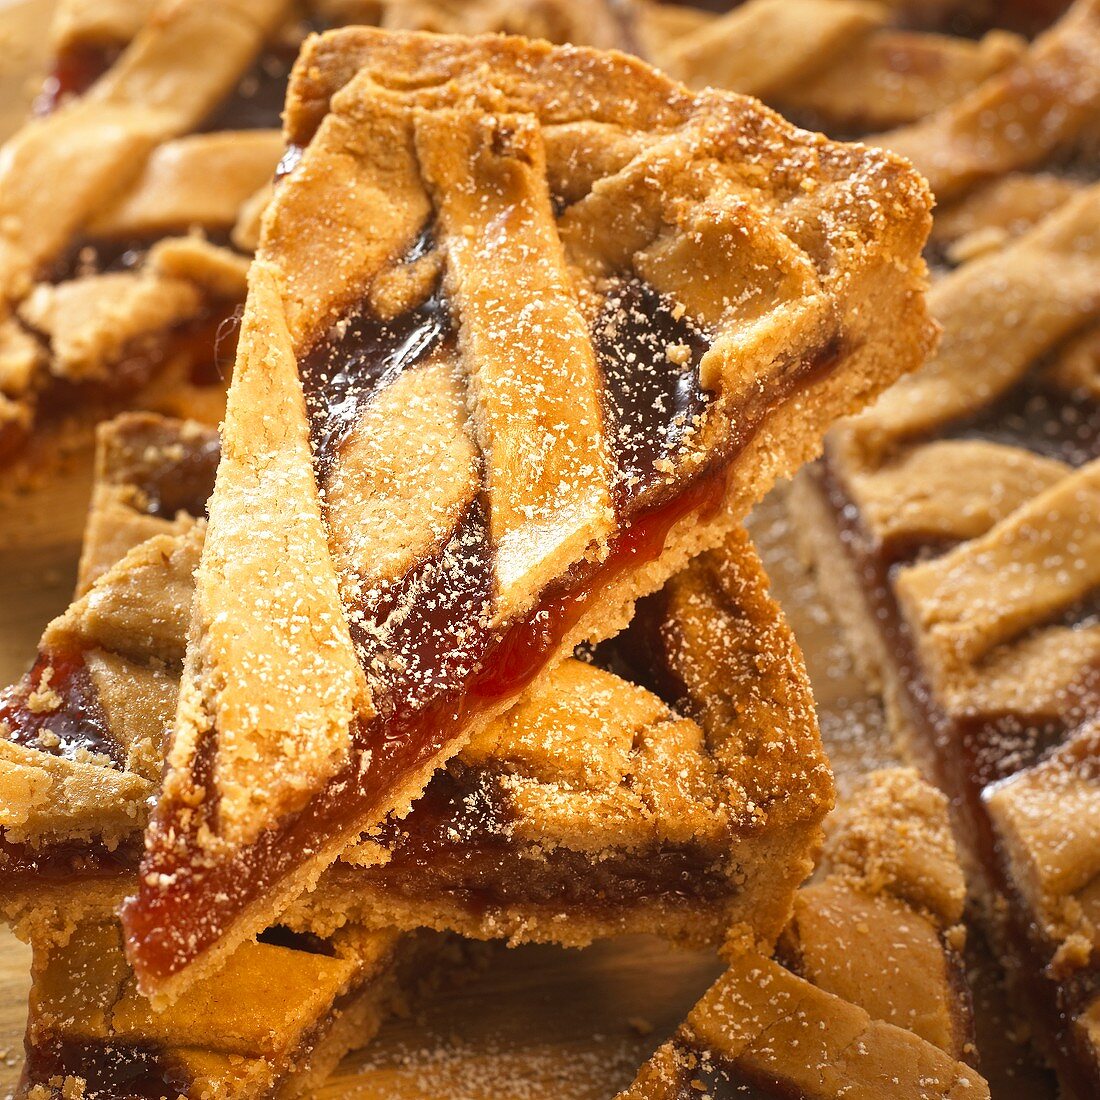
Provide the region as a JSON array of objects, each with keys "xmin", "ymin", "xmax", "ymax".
[
  {"xmin": 0, "ymin": 649, "xmax": 121, "ymax": 767},
  {"xmin": 33, "ymin": 43, "xmax": 119, "ymax": 115}
]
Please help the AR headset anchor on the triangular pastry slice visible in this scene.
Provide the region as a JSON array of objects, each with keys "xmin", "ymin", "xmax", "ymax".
[{"xmin": 122, "ymin": 28, "xmax": 933, "ymax": 1000}]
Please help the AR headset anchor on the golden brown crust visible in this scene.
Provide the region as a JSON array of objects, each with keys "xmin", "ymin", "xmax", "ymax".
[{"xmin": 617, "ymin": 769, "xmax": 987, "ymax": 1099}]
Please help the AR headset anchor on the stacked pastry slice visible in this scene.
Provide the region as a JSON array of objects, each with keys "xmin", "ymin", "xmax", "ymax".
[
  {"xmin": 0, "ymin": 409, "xmax": 830, "ymax": 1099},
  {"xmin": 8, "ymin": 407, "xmax": 993, "ymax": 1098}
]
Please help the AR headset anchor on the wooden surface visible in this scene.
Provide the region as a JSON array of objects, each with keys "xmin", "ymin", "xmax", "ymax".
[
  {"xmin": 0, "ymin": 2, "xmax": 897, "ymax": 1092},
  {"xmin": 0, "ymin": 451, "xmax": 891, "ymax": 1097}
]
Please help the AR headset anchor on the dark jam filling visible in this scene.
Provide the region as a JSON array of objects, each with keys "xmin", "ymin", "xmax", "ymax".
[
  {"xmin": 33, "ymin": 42, "xmax": 120, "ymax": 115},
  {"xmin": 0, "ymin": 650, "xmax": 122, "ymax": 767},
  {"xmin": 593, "ymin": 279, "xmax": 711, "ymax": 510},
  {"xmin": 123, "ymin": 267, "xmax": 847, "ymax": 982},
  {"xmin": 298, "ymin": 240, "xmax": 450, "ymax": 485},
  {"xmin": 665, "ymin": 1042, "xmax": 802, "ymax": 1099},
  {"xmin": 21, "ymin": 1039, "xmax": 191, "ymax": 1100},
  {"xmin": 0, "ymin": 834, "xmax": 139, "ymax": 888},
  {"xmin": 115, "ymin": 425, "xmax": 221, "ymax": 520},
  {"xmin": 1, "ymin": 232, "xmax": 239, "ymax": 473},
  {"xmin": 352, "ymin": 763, "xmax": 733, "ymax": 915},
  {"xmin": 197, "ymin": 35, "xmax": 301, "ymax": 134},
  {"xmin": 945, "ymin": 373, "xmax": 1100, "ymax": 468},
  {"xmin": 813, "ymin": 455, "xmax": 1100, "ymax": 1098}
]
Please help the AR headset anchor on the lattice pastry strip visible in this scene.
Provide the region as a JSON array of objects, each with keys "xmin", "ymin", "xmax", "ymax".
[
  {"xmin": 616, "ymin": 769, "xmax": 988, "ymax": 1100},
  {"xmin": 0, "ymin": 0, "xmax": 290, "ymax": 300},
  {"xmin": 794, "ymin": 378, "xmax": 1100, "ymax": 1089},
  {"xmin": 0, "ymin": 0, "xmax": 371, "ymax": 481},
  {"xmin": 987, "ymin": 718, "xmax": 1100, "ymax": 964},
  {"xmin": 382, "ymin": 0, "xmax": 1028, "ymax": 134},
  {"xmin": 418, "ymin": 107, "xmax": 615, "ymax": 605},
  {"xmin": 649, "ymin": 0, "xmax": 1024, "ymax": 133},
  {"xmin": 834, "ymin": 184, "xmax": 1100, "ymax": 471},
  {"xmin": 896, "ymin": 460, "xmax": 1100, "ymax": 713},
  {"xmin": 122, "ymin": 29, "xmax": 930, "ymax": 1002},
  {"xmin": 881, "ymin": 0, "xmax": 1100, "ymax": 206}
]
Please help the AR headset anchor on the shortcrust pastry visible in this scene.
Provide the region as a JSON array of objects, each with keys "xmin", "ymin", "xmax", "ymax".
[
  {"xmin": 616, "ymin": 769, "xmax": 988, "ymax": 1100},
  {"xmin": 288, "ymin": 525, "xmax": 832, "ymax": 950}
]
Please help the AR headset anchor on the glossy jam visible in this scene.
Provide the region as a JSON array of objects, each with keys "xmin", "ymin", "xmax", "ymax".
[
  {"xmin": 0, "ymin": 650, "xmax": 121, "ymax": 766},
  {"xmin": 813, "ymin": 455, "xmax": 1100, "ymax": 1097},
  {"xmin": 0, "ymin": 834, "xmax": 138, "ymax": 889},
  {"xmin": 593, "ymin": 279, "xmax": 711, "ymax": 509},
  {"xmin": 298, "ymin": 256, "xmax": 451, "ymax": 483},
  {"xmin": 21, "ymin": 1039, "xmax": 190, "ymax": 1100},
  {"xmin": 355, "ymin": 763, "xmax": 733, "ymax": 916},
  {"xmin": 34, "ymin": 43, "xmax": 118, "ymax": 115},
  {"xmin": 110, "ymin": 420, "xmax": 222, "ymax": 523},
  {"xmin": 124, "ymin": 273, "xmax": 848, "ymax": 982}
]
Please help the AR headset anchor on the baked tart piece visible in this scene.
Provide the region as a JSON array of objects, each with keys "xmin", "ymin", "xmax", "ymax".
[
  {"xmin": 1, "ymin": 413, "xmax": 830, "ymax": 965},
  {"xmin": 118, "ymin": 27, "xmax": 932, "ymax": 1001},
  {"xmin": 16, "ymin": 916, "xmax": 445, "ymax": 1100},
  {"xmin": 616, "ymin": 768, "xmax": 988, "ymax": 1100},
  {"xmin": 0, "ymin": 0, "xmax": 389, "ymax": 483},
  {"xmin": 792, "ymin": 190, "xmax": 1100, "ymax": 1093}
]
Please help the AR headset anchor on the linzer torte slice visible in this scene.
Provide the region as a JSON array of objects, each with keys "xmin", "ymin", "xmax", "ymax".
[
  {"xmin": 615, "ymin": 768, "xmax": 988, "ymax": 1100},
  {"xmin": 121, "ymin": 27, "xmax": 933, "ymax": 1001},
  {"xmin": 2, "ymin": 415, "xmax": 830, "ymax": 960},
  {"xmin": 16, "ymin": 915, "xmax": 443, "ymax": 1100},
  {"xmin": 0, "ymin": 0, "xmax": 387, "ymax": 479},
  {"xmin": 284, "ymin": 525, "xmax": 833, "ymax": 950},
  {"xmin": 792, "ymin": 190, "xmax": 1100, "ymax": 1095}
]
